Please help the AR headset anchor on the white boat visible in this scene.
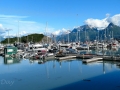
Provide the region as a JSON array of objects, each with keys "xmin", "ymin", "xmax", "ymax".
[
  {"xmin": 111, "ymin": 40, "xmax": 119, "ymax": 49},
  {"xmin": 76, "ymin": 44, "xmax": 89, "ymax": 50},
  {"xmin": 27, "ymin": 43, "xmax": 48, "ymax": 52}
]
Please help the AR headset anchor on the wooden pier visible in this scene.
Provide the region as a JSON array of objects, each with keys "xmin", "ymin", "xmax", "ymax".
[
  {"xmin": 56, "ymin": 56, "xmax": 76, "ymax": 60},
  {"xmin": 45, "ymin": 56, "xmax": 55, "ymax": 60},
  {"xmin": 76, "ymin": 54, "xmax": 94, "ymax": 59},
  {"xmin": 103, "ymin": 56, "xmax": 120, "ymax": 61},
  {"xmin": 82, "ymin": 57, "xmax": 103, "ymax": 63}
]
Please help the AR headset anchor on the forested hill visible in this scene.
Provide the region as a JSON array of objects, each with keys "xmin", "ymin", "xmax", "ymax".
[{"xmin": 1, "ymin": 33, "xmax": 44, "ymax": 44}]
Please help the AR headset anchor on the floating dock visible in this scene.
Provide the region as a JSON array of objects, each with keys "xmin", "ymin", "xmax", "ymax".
[
  {"xmin": 56, "ymin": 56, "xmax": 76, "ymax": 60},
  {"xmin": 103, "ymin": 56, "xmax": 120, "ymax": 61},
  {"xmin": 82, "ymin": 57, "xmax": 103, "ymax": 63},
  {"xmin": 45, "ymin": 56, "xmax": 55, "ymax": 60},
  {"xmin": 76, "ymin": 54, "xmax": 94, "ymax": 59}
]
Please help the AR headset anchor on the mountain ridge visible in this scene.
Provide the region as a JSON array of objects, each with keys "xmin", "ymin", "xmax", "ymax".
[{"xmin": 57, "ymin": 23, "xmax": 120, "ymax": 42}]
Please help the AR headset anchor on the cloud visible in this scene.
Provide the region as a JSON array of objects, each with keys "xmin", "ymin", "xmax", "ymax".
[
  {"xmin": 19, "ymin": 31, "xmax": 29, "ymax": 36},
  {"xmin": 85, "ymin": 18, "xmax": 109, "ymax": 30},
  {"xmin": 0, "ymin": 24, "xmax": 6, "ymax": 33},
  {"xmin": 52, "ymin": 30, "xmax": 61, "ymax": 35},
  {"xmin": 52, "ymin": 28, "xmax": 71, "ymax": 35},
  {"xmin": 3, "ymin": 30, "xmax": 34, "ymax": 39},
  {"xmin": 0, "ymin": 14, "xmax": 53, "ymax": 37},
  {"xmin": 0, "ymin": 15, "xmax": 28, "ymax": 20},
  {"xmin": 85, "ymin": 14, "xmax": 120, "ymax": 30},
  {"xmin": 61, "ymin": 28, "xmax": 71, "ymax": 34},
  {"xmin": 107, "ymin": 14, "xmax": 120, "ymax": 26}
]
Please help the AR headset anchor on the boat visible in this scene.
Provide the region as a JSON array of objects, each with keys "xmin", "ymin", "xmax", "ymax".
[{"xmin": 76, "ymin": 44, "xmax": 89, "ymax": 50}]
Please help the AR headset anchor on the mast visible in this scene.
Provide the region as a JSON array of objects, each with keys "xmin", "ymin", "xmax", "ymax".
[
  {"xmin": 68, "ymin": 30, "xmax": 70, "ymax": 43},
  {"xmin": 104, "ymin": 28, "xmax": 106, "ymax": 41},
  {"xmin": 18, "ymin": 21, "xmax": 19, "ymax": 43},
  {"xmin": 8, "ymin": 30, "xmax": 9, "ymax": 45},
  {"xmin": 46, "ymin": 22, "xmax": 48, "ymax": 43},
  {"xmin": 79, "ymin": 29, "xmax": 80, "ymax": 42},
  {"xmin": 76, "ymin": 14, "xmax": 78, "ymax": 42},
  {"xmin": 85, "ymin": 28, "xmax": 86, "ymax": 42},
  {"xmin": 112, "ymin": 30, "xmax": 113, "ymax": 39},
  {"xmin": 98, "ymin": 30, "xmax": 99, "ymax": 42}
]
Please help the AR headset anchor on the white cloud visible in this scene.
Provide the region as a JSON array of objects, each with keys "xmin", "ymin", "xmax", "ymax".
[
  {"xmin": 19, "ymin": 31, "xmax": 29, "ymax": 36},
  {"xmin": 0, "ymin": 14, "xmax": 53, "ymax": 37},
  {"xmin": 85, "ymin": 14, "xmax": 120, "ymax": 30},
  {"xmin": 52, "ymin": 30, "xmax": 61, "ymax": 35},
  {"xmin": 0, "ymin": 24, "xmax": 6, "ymax": 33},
  {"xmin": 61, "ymin": 28, "xmax": 71, "ymax": 34},
  {"xmin": 107, "ymin": 14, "xmax": 120, "ymax": 26},
  {"xmin": 52, "ymin": 28, "xmax": 71, "ymax": 36},
  {"xmin": 85, "ymin": 18, "xmax": 109, "ymax": 30},
  {"xmin": 1, "ymin": 14, "xmax": 120, "ymax": 39}
]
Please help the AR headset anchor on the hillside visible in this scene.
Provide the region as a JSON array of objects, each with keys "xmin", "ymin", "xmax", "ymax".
[{"xmin": 1, "ymin": 33, "xmax": 44, "ymax": 44}]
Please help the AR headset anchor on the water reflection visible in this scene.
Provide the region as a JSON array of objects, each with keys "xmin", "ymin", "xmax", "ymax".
[
  {"xmin": 0, "ymin": 56, "xmax": 120, "ymax": 90},
  {"xmin": 4, "ymin": 57, "xmax": 20, "ymax": 64},
  {"xmin": 78, "ymin": 47, "xmax": 120, "ymax": 56}
]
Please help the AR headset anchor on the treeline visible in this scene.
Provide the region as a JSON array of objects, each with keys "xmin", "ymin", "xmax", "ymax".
[{"xmin": 1, "ymin": 33, "xmax": 44, "ymax": 44}]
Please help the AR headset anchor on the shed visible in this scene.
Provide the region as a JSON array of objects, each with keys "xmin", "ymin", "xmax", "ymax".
[{"xmin": 4, "ymin": 46, "xmax": 17, "ymax": 57}]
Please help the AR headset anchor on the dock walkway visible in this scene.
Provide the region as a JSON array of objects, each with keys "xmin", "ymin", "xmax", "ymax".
[
  {"xmin": 55, "ymin": 56, "xmax": 76, "ymax": 60},
  {"xmin": 82, "ymin": 57, "xmax": 103, "ymax": 63}
]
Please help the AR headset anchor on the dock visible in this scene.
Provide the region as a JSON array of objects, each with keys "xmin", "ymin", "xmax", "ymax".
[
  {"xmin": 56, "ymin": 56, "xmax": 76, "ymax": 60},
  {"xmin": 82, "ymin": 57, "xmax": 103, "ymax": 63},
  {"xmin": 103, "ymin": 56, "xmax": 120, "ymax": 61},
  {"xmin": 45, "ymin": 56, "xmax": 55, "ymax": 60},
  {"xmin": 76, "ymin": 54, "xmax": 94, "ymax": 59}
]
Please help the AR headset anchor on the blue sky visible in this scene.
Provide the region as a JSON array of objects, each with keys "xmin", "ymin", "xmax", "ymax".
[{"xmin": 0, "ymin": 0, "xmax": 120, "ymax": 37}]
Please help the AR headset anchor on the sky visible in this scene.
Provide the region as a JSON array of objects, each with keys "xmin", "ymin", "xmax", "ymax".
[{"xmin": 0, "ymin": 0, "xmax": 120, "ymax": 37}]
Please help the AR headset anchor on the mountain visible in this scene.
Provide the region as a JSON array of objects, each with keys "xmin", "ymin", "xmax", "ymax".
[
  {"xmin": 107, "ymin": 23, "xmax": 120, "ymax": 39},
  {"xmin": 1, "ymin": 23, "xmax": 120, "ymax": 44},
  {"xmin": 57, "ymin": 23, "xmax": 120, "ymax": 42}
]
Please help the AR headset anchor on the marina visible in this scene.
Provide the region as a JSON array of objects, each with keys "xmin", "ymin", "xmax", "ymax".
[
  {"xmin": 0, "ymin": 40, "xmax": 120, "ymax": 90},
  {"xmin": 1, "ymin": 0, "xmax": 120, "ymax": 89}
]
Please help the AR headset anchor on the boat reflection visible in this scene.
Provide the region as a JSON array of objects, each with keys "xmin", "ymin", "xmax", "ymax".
[
  {"xmin": 29, "ymin": 59, "xmax": 47, "ymax": 64},
  {"xmin": 4, "ymin": 57, "xmax": 20, "ymax": 64}
]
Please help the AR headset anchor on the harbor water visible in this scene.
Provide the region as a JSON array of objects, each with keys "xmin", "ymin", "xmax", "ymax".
[
  {"xmin": 0, "ymin": 57, "xmax": 120, "ymax": 90},
  {"xmin": 0, "ymin": 53, "xmax": 120, "ymax": 90}
]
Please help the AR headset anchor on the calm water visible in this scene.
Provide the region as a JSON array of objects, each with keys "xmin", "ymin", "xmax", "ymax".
[{"xmin": 0, "ymin": 55, "xmax": 120, "ymax": 90}]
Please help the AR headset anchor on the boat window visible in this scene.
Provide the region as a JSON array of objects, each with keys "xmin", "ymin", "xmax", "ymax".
[
  {"xmin": 38, "ymin": 50, "xmax": 41, "ymax": 52},
  {"xmin": 30, "ymin": 47, "xmax": 33, "ymax": 49}
]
